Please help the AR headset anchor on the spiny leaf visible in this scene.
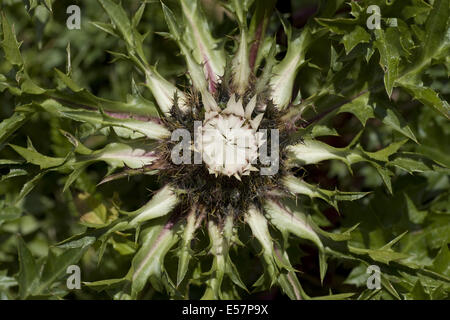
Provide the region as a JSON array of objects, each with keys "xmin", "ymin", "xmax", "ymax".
[
  {"xmin": 179, "ymin": 0, "xmax": 226, "ymax": 88},
  {"xmin": 128, "ymin": 186, "xmax": 179, "ymax": 227},
  {"xmin": 202, "ymin": 219, "xmax": 247, "ymax": 299},
  {"xmin": 98, "ymin": 0, "xmax": 134, "ymax": 47},
  {"xmin": 160, "ymin": 2, "xmax": 218, "ymax": 111},
  {"xmin": 420, "ymin": 0, "xmax": 449, "ymax": 66},
  {"xmin": 0, "ymin": 111, "xmax": 33, "ymax": 145},
  {"xmin": 338, "ymin": 92, "xmax": 418, "ymax": 142},
  {"xmin": 245, "ymin": 206, "xmax": 307, "ymax": 299},
  {"xmin": 270, "ymin": 25, "xmax": 312, "ymax": 109},
  {"xmin": 39, "ymin": 99, "xmax": 170, "ymax": 140},
  {"xmin": 37, "ymin": 237, "xmax": 95, "ymax": 295},
  {"xmin": 1, "ymin": 12, "xmax": 23, "ymax": 66},
  {"xmin": 17, "ymin": 235, "xmax": 39, "ymax": 299},
  {"xmin": 9, "ymin": 143, "xmax": 66, "ymax": 169},
  {"xmin": 374, "ymin": 28, "xmax": 401, "ymax": 97},
  {"xmin": 53, "ymin": 69, "xmax": 161, "ymax": 117},
  {"xmin": 398, "ymin": 82, "xmax": 450, "ymax": 120},
  {"xmin": 131, "ymin": 218, "xmax": 179, "ymax": 297},
  {"xmin": 341, "ymin": 26, "xmax": 370, "ymax": 54},
  {"xmin": 176, "ymin": 208, "xmax": 203, "ymax": 286},
  {"xmin": 283, "ymin": 175, "xmax": 369, "ymax": 210},
  {"xmin": 264, "ymin": 198, "xmax": 327, "ymax": 283}
]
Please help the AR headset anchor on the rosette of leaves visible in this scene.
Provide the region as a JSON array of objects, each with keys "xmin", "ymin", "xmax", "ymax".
[{"xmin": 0, "ymin": 0, "xmax": 449, "ymax": 300}]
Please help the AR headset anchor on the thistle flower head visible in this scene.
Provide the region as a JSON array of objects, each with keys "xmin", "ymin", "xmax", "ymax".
[{"xmin": 196, "ymin": 94, "xmax": 265, "ymax": 179}]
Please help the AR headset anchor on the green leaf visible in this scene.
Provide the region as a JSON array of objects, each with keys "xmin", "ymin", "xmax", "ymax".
[
  {"xmin": 341, "ymin": 26, "xmax": 370, "ymax": 54},
  {"xmin": 432, "ymin": 246, "xmax": 450, "ymax": 277},
  {"xmin": 1, "ymin": 12, "xmax": 23, "ymax": 66},
  {"xmin": 310, "ymin": 292, "xmax": 355, "ymax": 300},
  {"xmin": 128, "ymin": 186, "xmax": 179, "ymax": 227},
  {"xmin": 52, "ymin": 70, "xmax": 160, "ymax": 117},
  {"xmin": 37, "ymin": 237, "xmax": 95, "ymax": 295},
  {"xmin": 338, "ymin": 93, "xmax": 417, "ymax": 142},
  {"xmin": 0, "ymin": 112, "xmax": 33, "ymax": 145},
  {"xmin": 160, "ymin": 2, "xmax": 217, "ymax": 112},
  {"xmin": 202, "ymin": 218, "xmax": 247, "ymax": 299},
  {"xmin": 409, "ymin": 280, "xmax": 430, "ymax": 300},
  {"xmin": 270, "ymin": 26, "xmax": 312, "ymax": 109},
  {"xmin": 131, "ymin": 219, "xmax": 179, "ymax": 296},
  {"xmin": 90, "ymin": 21, "xmax": 119, "ymax": 38},
  {"xmin": 389, "ymin": 155, "xmax": 436, "ymax": 173},
  {"xmin": 283, "ymin": 175, "xmax": 369, "ymax": 210},
  {"xmin": 372, "ymin": 100, "xmax": 418, "ymax": 143},
  {"xmin": 398, "ymin": 83, "xmax": 450, "ymax": 120},
  {"xmin": 420, "ymin": 0, "xmax": 449, "ymax": 66},
  {"xmin": 245, "ymin": 207, "xmax": 307, "ymax": 300},
  {"xmin": 338, "ymin": 92, "xmax": 375, "ymax": 125},
  {"xmin": 176, "ymin": 209, "xmax": 202, "ymax": 286},
  {"xmin": 374, "ymin": 29, "xmax": 401, "ymax": 97},
  {"xmin": 0, "ymin": 204, "xmax": 22, "ymax": 223},
  {"xmin": 15, "ymin": 171, "xmax": 47, "ymax": 203},
  {"xmin": 349, "ymin": 233, "xmax": 410, "ymax": 265},
  {"xmin": 264, "ymin": 198, "xmax": 327, "ymax": 283},
  {"xmin": 17, "ymin": 236, "xmax": 39, "ymax": 299},
  {"xmin": 132, "ymin": 3, "xmax": 146, "ymax": 28},
  {"xmin": 98, "ymin": 0, "xmax": 133, "ymax": 47},
  {"xmin": 41, "ymin": 101, "xmax": 170, "ymax": 140},
  {"xmin": 179, "ymin": 0, "xmax": 226, "ymax": 86},
  {"xmin": 404, "ymin": 194, "xmax": 427, "ymax": 224},
  {"xmin": 316, "ymin": 17, "xmax": 356, "ymax": 35},
  {"xmin": 362, "ymin": 140, "xmax": 407, "ymax": 162},
  {"xmin": 9, "ymin": 142, "xmax": 66, "ymax": 169}
]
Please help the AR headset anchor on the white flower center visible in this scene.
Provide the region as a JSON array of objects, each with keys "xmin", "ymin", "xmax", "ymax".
[{"xmin": 195, "ymin": 94, "xmax": 265, "ymax": 180}]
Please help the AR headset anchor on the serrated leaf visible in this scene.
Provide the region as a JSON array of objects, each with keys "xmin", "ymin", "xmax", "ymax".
[
  {"xmin": 202, "ymin": 219, "xmax": 247, "ymax": 299},
  {"xmin": 37, "ymin": 237, "xmax": 94, "ymax": 295},
  {"xmin": 348, "ymin": 245, "xmax": 409, "ymax": 265},
  {"xmin": 362, "ymin": 140, "xmax": 407, "ymax": 162},
  {"xmin": 98, "ymin": 0, "xmax": 133, "ymax": 47},
  {"xmin": 1, "ymin": 12, "xmax": 23, "ymax": 66},
  {"xmin": 283, "ymin": 175, "xmax": 369, "ymax": 210},
  {"xmin": 9, "ymin": 143, "xmax": 66, "ymax": 169},
  {"xmin": 0, "ymin": 112, "xmax": 33, "ymax": 145},
  {"xmin": 131, "ymin": 219, "xmax": 179, "ymax": 296},
  {"xmin": 176, "ymin": 209, "xmax": 202, "ymax": 286},
  {"xmin": 398, "ymin": 83, "xmax": 450, "ymax": 120},
  {"xmin": 404, "ymin": 194, "xmax": 427, "ymax": 224},
  {"xmin": 432, "ymin": 246, "xmax": 450, "ymax": 277},
  {"xmin": 420, "ymin": 0, "xmax": 449, "ymax": 65},
  {"xmin": 53, "ymin": 69, "xmax": 160, "ymax": 117},
  {"xmin": 17, "ymin": 236, "xmax": 39, "ymax": 299},
  {"xmin": 264, "ymin": 198, "xmax": 327, "ymax": 282},
  {"xmin": 341, "ymin": 26, "xmax": 370, "ymax": 54},
  {"xmin": 41, "ymin": 100, "xmax": 170, "ymax": 140},
  {"xmin": 245, "ymin": 207, "xmax": 307, "ymax": 300},
  {"xmin": 374, "ymin": 29, "xmax": 401, "ymax": 97},
  {"xmin": 160, "ymin": 2, "xmax": 217, "ymax": 112},
  {"xmin": 179, "ymin": 0, "xmax": 226, "ymax": 89}
]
